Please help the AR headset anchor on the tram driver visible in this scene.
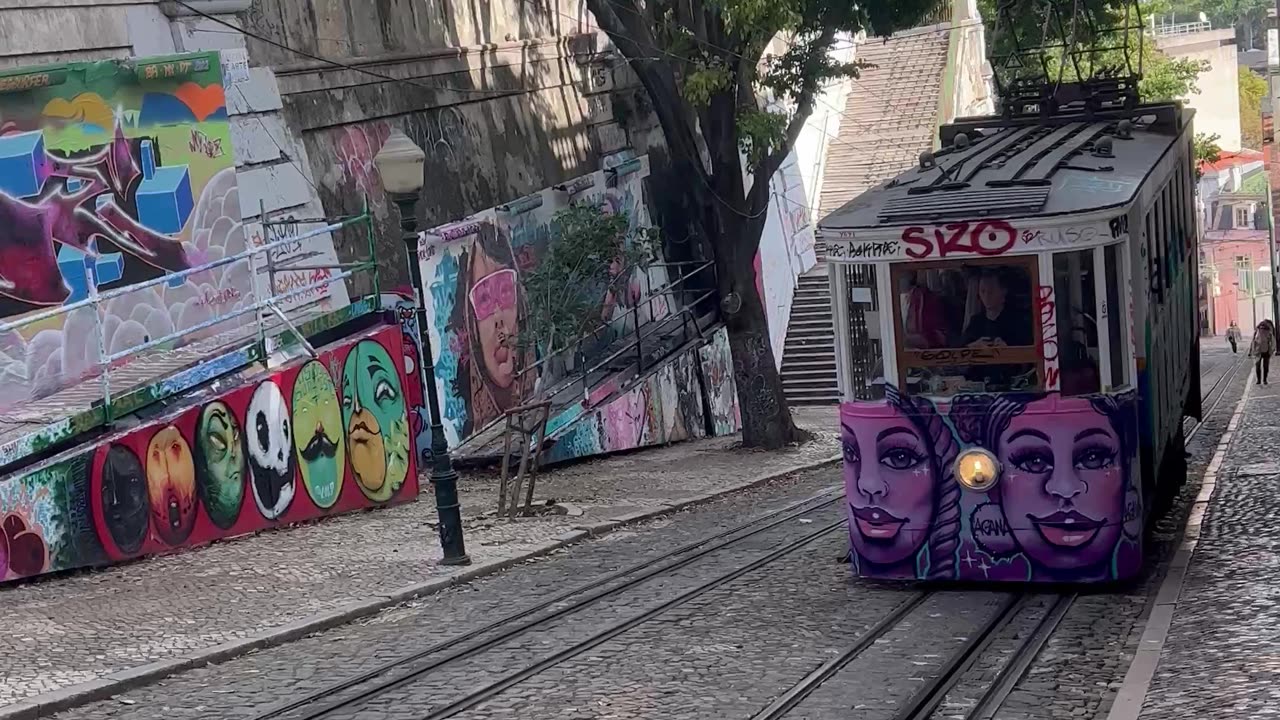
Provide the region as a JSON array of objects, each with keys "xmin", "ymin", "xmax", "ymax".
[{"xmin": 962, "ymin": 269, "xmax": 1032, "ymax": 349}]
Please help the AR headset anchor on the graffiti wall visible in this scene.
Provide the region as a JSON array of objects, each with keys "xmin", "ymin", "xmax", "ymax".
[
  {"xmin": 417, "ymin": 157, "xmax": 673, "ymax": 449},
  {"xmin": 0, "ymin": 322, "xmax": 417, "ymax": 583},
  {"xmin": 755, "ymin": 150, "xmax": 818, "ymax": 369},
  {"xmin": 382, "ymin": 291, "xmax": 432, "ymax": 466},
  {"xmin": 841, "ymin": 387, "xmax": 1141, "ymax": 583},
  {"xmin": 0, "ymin": 52, "xmax": 340, "ymax": 411},
  {"xmin": 539, "ymin": 325, "xmax": 740, "ymax": 465}
]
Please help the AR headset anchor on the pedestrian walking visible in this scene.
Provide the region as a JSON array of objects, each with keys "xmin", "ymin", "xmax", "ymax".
[
  {"xmin": 1227, "ymin": 322, "xmax": 1242, "ymax": 353},
  {"xmin": 1250, "ymin": 321, "xmax": 1277, "ymax": 385}
]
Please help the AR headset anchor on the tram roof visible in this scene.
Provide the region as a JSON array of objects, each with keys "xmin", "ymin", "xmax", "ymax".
[{"xmin": 818, "ymin": 103, "xmax": 1193, "ymax": 233}]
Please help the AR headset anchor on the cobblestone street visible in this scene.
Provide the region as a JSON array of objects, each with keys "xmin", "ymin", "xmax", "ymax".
[
  {"xmin": 0, "ymin": 410, "xmax": 838, "ymax": 714},
  {"xmin": 2, "ymin": 344, "xmax": 1269, "ymax": 720}
]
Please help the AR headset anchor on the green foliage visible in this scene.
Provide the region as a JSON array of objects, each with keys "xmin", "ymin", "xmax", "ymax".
[
  {"xmin": 517, "ymin": 204, "xmax": 657, "ymax": 365},
  {"xmin": 976, "ymin": 0, "xmax": 1207, "ymax": 103},
  {"xmin": 1194, "ymin": 131, "xmax": 1222, "ymax": 179},
  {"xmin": 602, "ymin": 0, "xmax": 948, "ymax": 180},
  {"xmin": 1240, "ymin": 68, "xmax": 1267, "ymax": 149}
]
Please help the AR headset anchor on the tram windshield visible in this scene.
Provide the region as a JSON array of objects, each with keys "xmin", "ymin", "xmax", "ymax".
[{"xmin": 891, "ymin": 258, "xmax": 1041, "ymax": 396}]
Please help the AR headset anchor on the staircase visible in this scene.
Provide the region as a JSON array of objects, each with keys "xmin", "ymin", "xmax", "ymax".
[{"xmin": 781, "ymin": 268, "xmax": 840, "ymax": 405}]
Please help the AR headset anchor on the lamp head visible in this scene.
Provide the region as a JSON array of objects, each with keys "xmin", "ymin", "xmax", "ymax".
[{"xmin": 373, "ymin": 129, "xmax": 426, "ymax": 196}]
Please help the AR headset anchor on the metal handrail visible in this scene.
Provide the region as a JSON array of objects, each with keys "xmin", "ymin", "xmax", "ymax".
[
  {"xmin": 0, "ymin": 210, "xmax": 378, "ymax": 422},
  {"xmin": 516, "ymin": 259, "xmax": 716, "ymax": 382},
  {"xmin": 452, "ymin": 259, "xmax": 718, "ymax": 453}
]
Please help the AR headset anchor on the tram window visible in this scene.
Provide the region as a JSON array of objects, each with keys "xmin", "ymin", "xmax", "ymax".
[
  {"xmin": 1104, "ymin": 244, "xmax": 1128, "ymax": 388},
  {"xmin": 890, "ymin": 259, "xmax": 1039, "ymax": 397},
  {"xmin": 1052, "ymin": 249, "xmax": 1100, "ymax": 396},
  {"xmin": 843, "ymin": 264, "xmax": 886, "ymax": 401}
]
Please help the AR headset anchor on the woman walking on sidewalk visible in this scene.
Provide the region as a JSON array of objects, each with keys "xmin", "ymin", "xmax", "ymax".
[
  {"xmin": 1250, "ymin": 320, "xmax": 1277, "ymax": 385},
  {"xmin": 1228, "ymin": 322, "xmax": 1242, "ymax": 353}
]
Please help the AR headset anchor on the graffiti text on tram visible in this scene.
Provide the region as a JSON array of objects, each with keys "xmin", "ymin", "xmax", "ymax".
[{"xmin": 901, "ymin": 220, "xmax": 1018, "ymax": 259}]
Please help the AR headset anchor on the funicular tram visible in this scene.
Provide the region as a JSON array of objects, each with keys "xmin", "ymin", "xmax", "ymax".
[{"xmin": 816, "ymin": 82, "xmax": 1201, "ymax": 584}]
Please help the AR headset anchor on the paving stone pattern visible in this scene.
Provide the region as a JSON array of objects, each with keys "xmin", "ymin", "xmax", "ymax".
[
  {"xmin": 985, "ymin": 344, "xmax": 1251, "ymax": 720},
  {"xmin": 11, "ymin": 346, "xmax": 1254, "ymax": 720},
  {"xmin": 0, "ymin": 417, "xmax": 838, "ymax": 708},
  {"xmin": 46, "ymin": 467, "xmax": 845, "ymax": 720},
  {"xmin": 1139, "ymin": 374, "xmax": 1280, "ymax": 720},
  {"xmin": 319, "ymin": 503, "xmax": 848, "ymax": 720}
]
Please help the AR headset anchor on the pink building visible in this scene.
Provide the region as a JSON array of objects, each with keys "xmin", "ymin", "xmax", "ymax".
[{"xmin": 1198, "ymin": 151, "xmax": 1274, "ymax": 335}]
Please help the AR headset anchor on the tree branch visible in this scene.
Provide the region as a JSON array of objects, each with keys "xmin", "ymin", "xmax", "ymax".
[
  {"xmin": 586, "ymin": 0, "xmax": 712, "ymax": 179},
  {"xmin": 748, "ymin": 28, "xmax": 835, "ymax": 215}
]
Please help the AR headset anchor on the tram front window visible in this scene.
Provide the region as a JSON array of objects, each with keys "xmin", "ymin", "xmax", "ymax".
[{"xmin": 892, "ymin": 259, "xmax": 1040, "ymax": 396}]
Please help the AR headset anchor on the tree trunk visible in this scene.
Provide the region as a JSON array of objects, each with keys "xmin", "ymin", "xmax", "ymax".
[{"xmin": 711, "ymin": 204, "xmax": 808, "ymax": 450}]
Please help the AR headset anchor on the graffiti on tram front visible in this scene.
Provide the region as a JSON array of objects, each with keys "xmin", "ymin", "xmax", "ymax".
[
  {"xmin": 841, "ymin": 386, "xmax": 1140, "ymax": 582},
  {"xmin": 901, "ymin": 221, "xmax": 1018, "ymax": 259}
]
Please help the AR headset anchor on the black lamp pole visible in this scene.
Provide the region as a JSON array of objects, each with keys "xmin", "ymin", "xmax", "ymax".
[{"xmin": 393, "ymin": 192, "xmax": 470, "ymax": 566}]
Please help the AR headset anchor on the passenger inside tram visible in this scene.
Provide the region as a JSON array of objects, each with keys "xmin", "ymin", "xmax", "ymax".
[
  {"xmin": 962, "ymin": 269, "xmax": 1033, "ymax": 348},
  {"xmin": 893, "ymin": 262, "xmax": 1038, "ymax": 395}
]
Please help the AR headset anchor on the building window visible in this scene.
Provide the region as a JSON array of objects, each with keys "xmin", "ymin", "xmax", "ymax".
[
  {"xmin": 1238, "ymin": 256, "xmax": 1255, "ymax": 294},
  {"xmin": 1235, "ymin": 205, "xmax": 1252, "ymax": 228}
]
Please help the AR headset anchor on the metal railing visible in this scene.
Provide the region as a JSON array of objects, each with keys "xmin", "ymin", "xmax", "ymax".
[
  {"xmin": 454, "ymin": 259, "xmax": 718, "ymax": 452},
  {"xmin": 0, "ymin": 209, "xmax": 378, "ymax": 424},
  {"xmin": 1152, "ymin": 19, "xmax": 1212, "ymax": 37},
  {"xmin": 523, "ymin": 259, "xmax": 718, "ymax": 404}
]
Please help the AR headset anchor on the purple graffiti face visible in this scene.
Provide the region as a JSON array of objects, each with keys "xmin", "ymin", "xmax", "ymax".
[
  {"xmin": 842, "ymin": 404, "xmax": 935, "ymax": 567},
  {"xmin": 994, "ymin": 397, "xmax": 1125, "ymax": 571}
]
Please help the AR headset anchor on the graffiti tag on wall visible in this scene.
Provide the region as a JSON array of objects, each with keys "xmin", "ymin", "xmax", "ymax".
[
  {"xmin": 416, "ymin": 158, "xmax": 674, "ymax": 449},
  {"xmin": 0, "ymin": 323, "xmax": 417, "ymax": 583}
]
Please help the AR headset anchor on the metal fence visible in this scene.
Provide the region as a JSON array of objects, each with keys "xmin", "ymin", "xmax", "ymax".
[{"xmin": 0, "ymin": 208, "xmax": 378, "ymax": 427}]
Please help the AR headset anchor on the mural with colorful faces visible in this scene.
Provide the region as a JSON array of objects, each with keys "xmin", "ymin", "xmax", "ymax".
[
  {"xmin": 842, "ymin": 386, "xmax": 961, "ymax": 580},
  {"xmin": 0, "ymin": 322, "xmax": 418, "ymax": 584},
  {"xmin": 342, "ymin": 340, "xmax": 411, "ymax": 502},
  {"xmin": 418, "ymin": 157, "xmax": 672, "ymax": 451},
  {"xmin": 841, "ymin": 387, "xmax": 1140, "ymax": 583}
]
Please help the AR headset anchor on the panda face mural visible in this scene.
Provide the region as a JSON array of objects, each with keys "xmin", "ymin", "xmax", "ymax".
[{"xmin": 247, "ymin": 380, "xmax": 296, "ymax": 520}]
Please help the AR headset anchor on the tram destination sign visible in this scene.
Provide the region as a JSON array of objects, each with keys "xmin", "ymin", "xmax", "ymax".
[{"xmin": 820, "ymin": 216, "xmax": 1128, "ymax": 262}]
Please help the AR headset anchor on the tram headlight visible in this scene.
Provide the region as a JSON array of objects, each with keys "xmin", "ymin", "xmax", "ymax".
[{"xmin": 955, "ymin": 449, "xmax": 1001, "ymax": 492}]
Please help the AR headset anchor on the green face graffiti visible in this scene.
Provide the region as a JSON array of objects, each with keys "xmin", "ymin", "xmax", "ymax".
[
  {"xmin": 342, "ymin": 340, "xmax": 410, "ymax": 502},
  {"xmin": 195, "ymin": 401, "xmax": 246, "ymax": 530},
  {"xmin": 292, "ymin": 361, "xmax": 345, "ymax": 508}
]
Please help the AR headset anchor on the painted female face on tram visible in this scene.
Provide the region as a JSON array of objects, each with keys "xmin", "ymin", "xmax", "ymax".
[
  {"xmin": 980, "ymin": 395, "xmax": 1132, "ymax": 574},
  {"xmin": 842, "ymin": 392, "xmax": 953, "ymax": 569}
]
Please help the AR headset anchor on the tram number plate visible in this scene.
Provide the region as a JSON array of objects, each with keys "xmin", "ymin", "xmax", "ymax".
[{"xmin": 901, "ymin": 221, "xmax": 1017, "ymax": 259}]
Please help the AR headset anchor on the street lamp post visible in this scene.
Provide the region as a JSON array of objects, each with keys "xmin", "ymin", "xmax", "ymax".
[{"xmin": 374, "ymin": 130, "xmax": 470, "ymax": 566}]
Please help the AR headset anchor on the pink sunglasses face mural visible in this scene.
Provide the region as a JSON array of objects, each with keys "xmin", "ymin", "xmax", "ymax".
[
  {"xmin": 468, "ymin": 268, "xmax": 519, "ymax": 389},
  {"xmin": 842, "ymin": 389, "xmax": 1140, "ymax": 583}
]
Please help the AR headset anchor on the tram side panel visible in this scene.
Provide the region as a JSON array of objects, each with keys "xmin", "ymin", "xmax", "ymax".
[{"xmin": 1128, "ymin": 134, "xmax": 1197, "ymax": 518}]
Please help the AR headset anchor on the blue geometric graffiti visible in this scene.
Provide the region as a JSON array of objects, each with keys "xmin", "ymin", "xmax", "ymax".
[{"xmin": 57, "ymin": 242, "xmax": 124, "ymax": 304}]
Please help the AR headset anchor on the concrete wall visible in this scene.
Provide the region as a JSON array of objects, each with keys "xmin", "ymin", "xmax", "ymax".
[{"xmin": 1158, "ymin": 29, "xmax": 1243, "ymax": 152}]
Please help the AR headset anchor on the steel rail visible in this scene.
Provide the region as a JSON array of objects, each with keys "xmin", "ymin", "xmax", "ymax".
[
  {"xmin": 749, "ymin": 592, "xmax": 931, "ymax": 720},
  {"xmin": 964, "ymin": 593, "xmax": 1077, "ymax": 720},
  {"xmin": 1185, "ymin": 354, "xmax": 1248, "ymax": 441},
  {"xmin": 249, "ymin": 484, "xmax": 845, "ymax": 720},
  {"xmin": 414, "ymin": 519, "xmax": 848, "ymax": 720},
  {"xmin": 889, "ymin": 594, "xmax": 1028, "ymax": 720}
]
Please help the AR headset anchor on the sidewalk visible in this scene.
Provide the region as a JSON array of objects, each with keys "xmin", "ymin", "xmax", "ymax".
[
  {"xmin": 0, "ymin": 407, "xmax": 838, "ymax": 715},
  {"xmin": 1114, "ymin": 375, "xmax": 1280, "ymax": 719}
]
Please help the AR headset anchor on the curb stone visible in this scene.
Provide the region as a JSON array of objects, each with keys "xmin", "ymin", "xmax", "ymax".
[
  {"xmin": 0, "ymin": 453, "xmax": 840, "ymax": 720},
  {"xmin": 1105, "ymin": 373, "xmax": 1252, "ymax": 720}
]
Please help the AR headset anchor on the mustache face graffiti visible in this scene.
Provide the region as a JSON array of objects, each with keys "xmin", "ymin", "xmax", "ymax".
[
  {"xmin": 291, "ymin": 360, "xmax": 345, "ymax": 509},
  {"xmin": 300, "ymin": 426, "xmax": 340, "ymax": 462}
]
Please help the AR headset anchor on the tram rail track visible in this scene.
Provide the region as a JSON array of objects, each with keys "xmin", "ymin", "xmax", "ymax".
[
  {"xmin": 751, "ymin": 352, "xmax": 1245, "ymax": 720},
  {"xmin": 249, "ymin": 483, "xmax": 845, "ymax": 720},
  {"xmin": 1185, "ymin": 352, "xmax": 1248, "ymax": 441},
  {"xmin": 242, "ymin": 353, "xmax": 1248, "ymax": 720}
]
